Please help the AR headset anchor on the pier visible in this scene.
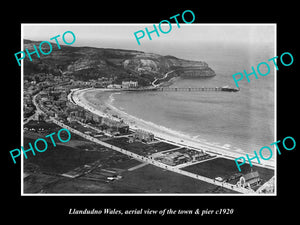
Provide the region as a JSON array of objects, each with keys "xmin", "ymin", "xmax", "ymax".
[
  {"xmin": 124, "ymin": 86, "xmax": 239, "ymax": 92},
  {"xmin": 158, "ymin": 86, "xmax": 239, "ymax": 92}
]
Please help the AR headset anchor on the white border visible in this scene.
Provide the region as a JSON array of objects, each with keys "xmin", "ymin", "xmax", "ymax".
[
  {"xmin": 21, "ymin": 24, "xmax": 24, "ymax": 194},
  {"xmin": 21, "ymin": 23, "xmax": 277, "ymax": 196}
]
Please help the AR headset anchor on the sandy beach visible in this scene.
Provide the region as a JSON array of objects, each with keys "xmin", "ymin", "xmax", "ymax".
[{"xmin": 72, "ymin": 88, "xmax": 275, "ymax": 167}]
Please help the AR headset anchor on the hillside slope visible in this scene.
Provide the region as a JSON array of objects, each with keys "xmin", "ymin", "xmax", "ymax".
[{"xmin": 23, "ymin": 40, "xmax": 216, "ymax": 86}]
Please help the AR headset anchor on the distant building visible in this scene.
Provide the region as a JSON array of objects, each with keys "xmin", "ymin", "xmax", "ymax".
[
  {"xmin": 39, "ymin": 90, "xmax": 48, "ymax": 98},
  {"xmin": 133, "ymin": 129, "xmax": 154, "ymax": 143},
  {"xmin": 160, "ymin": 151, "xmax": 190, "ymax": 166},
  {"xmin": 92, "ymin": 114, "xmax": 102, "ymax": 123},
  {"xmin": 54, "ymin": 100, "xmax": 66, "ymax": 107},
  {"xmin": 122, "ymin": 81, "xmax": 138, "ymax": 89},
  {"xmin": 68, "ymin": 109, "xmax": 86, "ymax": 122},
  {"xmin": 68, "ymin": 109, "xmax": 102, "ymax": 124},
  {"xmin": 237, "ymin": 171, "xmax": 261, "ymax": 189},
  {"xmin": 102, "ymin": 117, "xmax": 129, "ymax": 134},
  {"xmin": 37, "ymin": 113, "xmax": 45, "ymax": 121},
  {"xmin": 107, "ymin": 84, "xmax": 122, "ymax": 89},
  {"xmin": 191, "ymin": 151, "xmax": 210, "ymax": 161}
]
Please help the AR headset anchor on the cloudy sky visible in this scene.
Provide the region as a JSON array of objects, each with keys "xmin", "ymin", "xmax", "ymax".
[{"xmin": 23, "ymin": 24, "xmax": 275, "ymax": 59}]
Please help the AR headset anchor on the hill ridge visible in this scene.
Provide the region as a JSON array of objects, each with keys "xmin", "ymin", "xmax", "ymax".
[{"xmin": 23, "ymin": 39, "xmax": 216, "ymax": 86}]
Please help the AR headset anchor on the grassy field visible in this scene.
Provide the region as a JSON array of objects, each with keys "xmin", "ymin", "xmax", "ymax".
[
  {"xmin": 110, "ymin": 164, "xmax": 237, "ymax": 194},
  {"xmin": 181, "ymin": 157, "xmax": 274, "ymax": 185},
  {"xmin": 23, "ymin": 121, "xmax": 146, "ymax": 193},
  {"xmin": 38, "ymin": 164, "xmax": 237, "ymax": 194},
  {"xmin": 23, "ymin": 121, "xmax": 241, "ymax": 194},
  {"xmin": 24, "ymin": 137, "xmax": 108, "ymax": 174},
  {"xmin": 103, "ymin": 137, "xmax": 178, "ymax": 156},
  {"xmin": 24, "ymin": 120, "xmax": 87, "ymax": 142}
]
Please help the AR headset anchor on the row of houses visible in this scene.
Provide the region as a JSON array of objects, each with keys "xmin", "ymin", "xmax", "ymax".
[
  {"xmin": 158, "ymin": 150, "xmax": 211, "ymax": 166},
  {"xmin": 215, "ymin": 170, "xmax": 262, "ymax": 190},
  {"xmin": 67, "ymin": 108, "xmax": 130, "ymax": 135},
  {"xmin": 128, "ymin": 129, "xmax": 155, "ymax": 143},
  {"xmin": 102, "ymin": 117, "xmax": 129, "ymax": 134},
  {"xmin": 107, "ymin": 81, "xmax": 138, "ymax": 89}
]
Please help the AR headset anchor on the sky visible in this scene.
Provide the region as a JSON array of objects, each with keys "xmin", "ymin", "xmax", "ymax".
[{"xmin": 22, "ymin": 24, "xmax": 276, "ymax": 58}]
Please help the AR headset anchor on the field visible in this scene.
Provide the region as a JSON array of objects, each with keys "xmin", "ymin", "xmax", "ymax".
[
  {"xmin": 24, "ymin": 120, "xmax": 87, "ymax": 142},
  {"xmin": 36, "ymin": 164, "xmax": 237, "ymax": 194},
  {"xmin": 103, "ymin": 137, "xmax": 178, "ymax": 156},
  {"xmin": 110, "ymin": 164, "xmax": 237, "ymax": 193},
  {"xmin": 23, "ymin": 121, "xmax": 143, "ymax": 193},
  {"xmin": 181, "ymin": 157, "xmax": 274, "ymax": 184},
  {"xmin": 23, "ymin": 121, "xmax": 243, "ymax": 194}
]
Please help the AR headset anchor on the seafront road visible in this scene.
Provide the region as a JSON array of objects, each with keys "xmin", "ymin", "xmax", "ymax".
[
  {"xmin": 72, "ymin": 88, "xmax": 275, "ymax": 170},
  {"xmin": 32, "ymin": 88, "xmax": 257, "ymax": 193},
  {"xmin": 49, "ymin": 117, "xmax": 255, "ymax": 194}
]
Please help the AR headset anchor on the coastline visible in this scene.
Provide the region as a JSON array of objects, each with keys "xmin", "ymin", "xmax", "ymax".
[{"xmin": 72, "ymin": 88, "xmax": 275, "ymax": 168}]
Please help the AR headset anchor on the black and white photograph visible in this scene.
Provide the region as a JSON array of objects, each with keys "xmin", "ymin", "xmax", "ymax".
[{"xmin": 21, "ymin": 24, "xmax": 275, "ymax": 195}]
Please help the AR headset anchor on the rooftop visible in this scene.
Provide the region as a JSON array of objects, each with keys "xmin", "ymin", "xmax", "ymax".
[{"xmin": 243, "ymin": 171, "xmax": 260, "ymax": 181}]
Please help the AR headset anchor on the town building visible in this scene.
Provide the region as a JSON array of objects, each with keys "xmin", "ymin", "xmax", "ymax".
[
  {"xmin": 122, "ymin": 81, "xmax": 138, "ymax": 89},
  {"xmin": 68, "ymin": 109, "xmax": 86, "ymax": 122},
  {"xmin": 39, "ymin": 90, "xmax": 49, "ymax": 98},
  {"xmin": 132, "ymin": 129, "xmax": 154, "ymax": 143},
  {"xmin": 191, "ymin": 151, "xmax": 211, "ymax": 161},
  {"xmin": 236, "ymin": 171, "xmax": 261, "ymax": 189},
  {"xmin": 160, "ymin": 151, "xmax": 190, "ymax": 166},
  {"xmin": 102, "ymin": 117, "xmax": 129, "ymax": 134},
  {"xmin": 107, "ymin": 84, "xmax": 122, "ymax": 89},
  {"xmin": 67, "ymin": 108, "xmax": 103, "ymax": 124}
]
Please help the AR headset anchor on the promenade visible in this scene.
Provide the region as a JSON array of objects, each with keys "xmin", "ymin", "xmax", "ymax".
[
  {"xmin": 71, "ymin": 88, "xmax": 275, "ymax": 170},
  {"xmin": 49, "ymin": 117, "xmax": 255, "ymax": 194},
  {"xmin": 28, "ymin": 87, "xmax": 274, "ymax": 194}
]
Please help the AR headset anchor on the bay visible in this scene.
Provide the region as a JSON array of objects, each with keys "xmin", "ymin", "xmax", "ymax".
[{"xmin": 107, "ymin": 43, "xmax": 275, "ymax": 154}]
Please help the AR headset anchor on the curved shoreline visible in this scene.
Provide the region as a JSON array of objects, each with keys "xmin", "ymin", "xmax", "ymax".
[{"xmin": 72, "ymin": 88, "xmax": 275, "ymax": 168}]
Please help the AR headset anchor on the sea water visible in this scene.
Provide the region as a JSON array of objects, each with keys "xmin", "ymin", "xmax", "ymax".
[{"xmin": 107, "ymin": 43, "xmax": 275, "ymax": 154}]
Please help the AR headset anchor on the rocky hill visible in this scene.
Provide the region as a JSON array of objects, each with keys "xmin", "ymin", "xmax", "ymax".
[{"xmin": 23, "ymin": 40, "xmax": 216, "ymax": 86}]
